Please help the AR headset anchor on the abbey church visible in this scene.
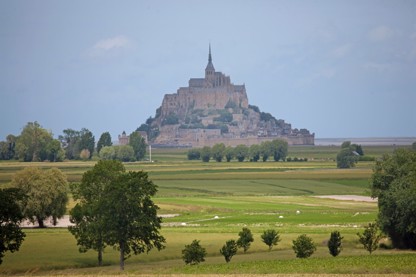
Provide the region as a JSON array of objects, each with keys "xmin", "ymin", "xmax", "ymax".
[{"xmin": 142, "ymin": 46, "xmax": 314, "ymax": 147}]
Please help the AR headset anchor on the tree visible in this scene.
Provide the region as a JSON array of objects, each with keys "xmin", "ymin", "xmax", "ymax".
[
  {"xmin": 129, "ymin": 131, "xmax": 146, "ymax": 161},
  {"xmin": 328, "ymin": 231, "xmax": 343, "ymax": 257},
  {"xmin": 187, "ymin": 149, "xmax": 201, "ymax": 160},
  {"xmin": 0, "ymin": 134, "xmax": 17, "ymax": 160},
  {"xmin": 224, "ymin": 146, "xmax": 234, "ymax": 162},
  {"xmin": 370, "ymin": 149, "xmax": 416, "ymax": 249},
  {"xmin": 201, "ymin": 146, "xmax": 211, "ymax": 162},
  {"xmin": 261, "ymin": 229, "xmax": 281, "ymax": 250},
  {"xmin": 12, "ymin": 167, "xmax": 68, "ymax": 228},
  {"xmin": 357, "ymin": 222, "xmax": 382, "ymax": 254},
  {"xmin": 80, "ymin": 149, "xmax": 91, "ymax": 160},
  {"xmin": 99, "ymin": 146, "xmax": 116, "ymax": 160},
  {"xmin": 211, "ymin": 143, "xmax": 225, "ymax": 162},
  {"xmin": 220, "ymin": 239, "xmax": 238, "ymax": 263},
  {"xmin": 45, "ymin": 139, "xmax": 65, "ymax": 162},
  {"xmin": 15, "ymin": 121, "xmax": 54, "ymax": 161},
  {"xmin": 237, "ymin": 227, "xmax": 254, "ymax": 253},
  {"xmin": 337, "ymin": 141, "xmax": 358, "ymax": 168},
  {"xmin": 69, "ymin": 160, "xmax": 125, "ymax": 266},
  {"xmin": 79, "ymin": 128, "xmax": 95, "ymax": 158},
  {"xmin": 0, "ymin": 188, "xmax": 26, "ymax": 264},
  {"xmin": 96, "ymin": 132, "xmax": 112, "ymax": 154},
  {"xmin": 101, "ymin": 170, "xmax": 166, "ymax": 270},
  {"xmin": 249, "ymin": 144, "xmax": 261, "ymax": 162},
  {"xmin": 234, "ymin": 144, "xmax": 249, "ymax": 162},
  {"xmin": 261, "ymin": 141, "xmax": 273, "ymax": 162},
  {"xmin": 412, "ymin": 141, "xmax": 416, "ymax": 151},
  {"xmin": 271, "ymin": 139, "xmax": 288, "ymax": 161},
  {"xmin": 292, "ymin": 234, "xmax": 316, "ymax": 258},
  {"xmin": 115, "ymin": 145, "xmax": 135, "ymax": 162},
  {"xmin": 182, "ymin": 240, "xmax": 207, "ymax": 265}
]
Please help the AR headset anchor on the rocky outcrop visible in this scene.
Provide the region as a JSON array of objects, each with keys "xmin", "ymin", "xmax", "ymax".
[{"xmin": 141, "ymin": 47, "xmax": 314, "ymax": 147}]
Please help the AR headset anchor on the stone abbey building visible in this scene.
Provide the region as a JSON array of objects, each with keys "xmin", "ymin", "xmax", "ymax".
[{"xmin": 143, "ymin": 46, "xmax": 314, "ymax": 147}]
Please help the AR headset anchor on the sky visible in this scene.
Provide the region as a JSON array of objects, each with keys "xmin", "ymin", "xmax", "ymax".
[{"xmin": 1, "ymin": 0, "xmax": 415, "ymax": 140}]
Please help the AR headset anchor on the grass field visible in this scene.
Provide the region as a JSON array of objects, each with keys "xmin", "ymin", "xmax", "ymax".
[{"xmin": 1, "ymin": 144, "xmax": 415, "ymax": 276}]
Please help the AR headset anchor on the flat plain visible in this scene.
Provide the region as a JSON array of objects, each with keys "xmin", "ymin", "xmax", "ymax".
[{"xmin": 1, "ymin": 145, "xmax": 415, "ymax": 276}]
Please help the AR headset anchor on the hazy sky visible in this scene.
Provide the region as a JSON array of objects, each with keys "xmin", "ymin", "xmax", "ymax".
[{"xmin": 1, "ymin": 0, "xmax": 415, "ymax": 140}]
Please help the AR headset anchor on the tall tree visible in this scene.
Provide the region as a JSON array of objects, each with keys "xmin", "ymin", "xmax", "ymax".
[
  {"xmin": 97, "ymin": 132, "xmax": 112, "ymax": 154},
  {"xmin": 249, "ymin": 144, "xmax": 261, "ymax": 162},
  {"xmin": 370, "ymin": 149, "xmax": 416, "ymax": 249},
  {"xmin": 15, "ymin": 122, "xmax": 53, "ymax": 161},
  {"xmin": 271, "ymin": 139, "xmax": 288, "ymax": 161},
  {"xmin": 234, "ymin": 144, "xmax": 249, "ymax": 162},
  {"xmin": 129, "ymin": 131, "xmax": 146, "ymax": 161},
  {"xmin": 59, "ymin": 129, "xmax": 81, "ymax": 160},
  {"xmin": 102, "ymin": 170, "xmax": 166, "ymax": 270},
  {"xmin": 69, "ymin": 160, "xmax": 125, "ymax": 266},
  {"xmin": 211, "ymin": 143, "xmax": 225, "ymax": 162},
  {"xmin": 11, "ymin": 167, "xmax": 68, "ymax": 228},
  {"xmin": 0, "ymin": 188, "xmax": 26, "ymax": 264},
  {"xmin": 79, "ymin": 128, "xmax": 95, "ymax": 158}
]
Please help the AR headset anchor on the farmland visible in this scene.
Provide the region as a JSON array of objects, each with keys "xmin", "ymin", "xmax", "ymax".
[{"xmin": 1, "ymin": 144, "xmax": 415, "ymax": 276}]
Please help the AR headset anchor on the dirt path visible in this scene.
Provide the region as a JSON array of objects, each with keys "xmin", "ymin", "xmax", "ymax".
[{"xmin": 314, "ymin": 195, "xmax": 377, "ymax": 202}]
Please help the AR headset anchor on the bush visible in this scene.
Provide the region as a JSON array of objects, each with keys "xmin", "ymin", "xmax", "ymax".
[
  {"xmin": 182, "ymin": 240, "xmax": 207, "ymax": 265},
  {"xmin": 328, "ymin": 231, "xmax": 343, "ymax": 257},
  {"xmin": 220, "ymin": 240, "xmax": 238, "ymax": 263},
  {"xmin": 357, "ymin": 222, "xmax": 382, "ymax": 254},
  {"xmin": 261, "ymin": 229, "xmax": 281, "ymax": 251},
  {"xmin": 292, "ymin": 234, "xmax": 316, "ymax": 258},
  {"xmin": 187, "ymin": 149, "xmax": 201, "ymax": 160}
]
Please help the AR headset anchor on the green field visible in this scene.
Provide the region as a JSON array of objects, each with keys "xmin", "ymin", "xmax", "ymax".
[{"xmin": 1, "ymin": 145, "xmax": 415, "ymax": 276}]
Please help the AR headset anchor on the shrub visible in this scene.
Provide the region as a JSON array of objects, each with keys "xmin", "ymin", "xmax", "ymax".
[
  {"xmin": 357, "ymin": 222, "xmax": 382, "ymax": 254},
  {"xmin": 220, "ymin": 239, "xmax": 238, "ymax": 263},
  {"xmin": 237, "ymin": 227, "xmax": 254, "ymax": 253},
  {"xmin": 187, "ymin": 149, "xmax": 201, "ymax": 160},
  {"xmin": 292, "ymin": 234, "xmax": 316, "ymax": 258},
  {"xmin": 182, "ymin": 240, "xmax": 207, "ymax": 265},
  {"xmin": 328, "ymin": 231, "xmax": 343, "ymax": 257},
  {"xmin": 261, "ymin": 229, "xmax": 281, "ymax": 251}
]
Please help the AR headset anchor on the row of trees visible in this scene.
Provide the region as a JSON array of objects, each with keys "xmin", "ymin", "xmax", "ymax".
[
  {"xmin": 187, "ymin": 139, "xmax": 289, "ymax": 162},
  {"xmin": 0, "ymin": 122, "xmax": 147, "ymax": 162},
  {"xmin": 181, "ymin": 225, "xmax": 381, "ymax": 265}
]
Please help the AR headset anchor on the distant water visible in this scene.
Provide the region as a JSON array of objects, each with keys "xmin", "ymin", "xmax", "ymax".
[{"xmin": 315, "ymin": 137, "xmax": 416, "ymax": 146}]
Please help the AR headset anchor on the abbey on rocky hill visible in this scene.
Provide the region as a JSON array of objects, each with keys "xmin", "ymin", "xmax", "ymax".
[{"xmin": 140, "ymin": 46, "xmax": 314, "ymax": 147}]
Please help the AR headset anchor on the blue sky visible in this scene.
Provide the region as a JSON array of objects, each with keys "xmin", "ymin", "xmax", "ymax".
[{"xmin": 1, "ymin": 0, "xmax": 415, "ymax": 140}]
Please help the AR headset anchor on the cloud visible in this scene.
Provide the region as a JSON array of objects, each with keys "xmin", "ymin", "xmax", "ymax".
[
  {"xmin": 88, "ymin": 35, "xmax": 131, "ymax": 57},
  {"xmin": 362, "ymin": 62, "xmax": 395, "ymax": 72},
  {"xmin": 369, "ymin": 26, "xmax": 395, "ymax": 42}
]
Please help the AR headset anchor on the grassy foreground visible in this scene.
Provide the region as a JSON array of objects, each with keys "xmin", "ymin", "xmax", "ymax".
[{"xmin": 1, "ymin": 144, "xmax": 415, "ymax": 276}]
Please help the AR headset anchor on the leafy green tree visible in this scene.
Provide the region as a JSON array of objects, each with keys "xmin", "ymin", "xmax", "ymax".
[
  {"xmin": 271, "ymin": 139, "xmax": 288, "ymax": 161},
  {"xmin": 412, "ymin": 141, "xmax": 416, "ymax": 151},
  {"xmin": 224, "ymin": 146, "xmax": 234, "ymax": 162},
  {"xmin": 249, "ymin": 144, "xmax": 261, "ymax": 162},
  {"xmin": 337, "ymin": 141, "xmax": 358, "ymax": 168},
  {"xmin": 187, "ymin": 149, "xmax": 201, "ymax": 160},
  {"xmin": 0, "ymin": 134, "xmax": 17, "ymax": 160},
  {"xmin": 101, "ymin": 170, "xmax": 166, "ymax": 270},
  {"xmin": 201, "ymin": 146, "xmax": 211, "ymax": 162},
  {"xmin": 0, "ymin": 141, "xmax": 9, "ymax": 160},
  {"xmin": 261, "ymin": 229, "xmax": 281, "ymax": 250},
  {"xmin": 96, "ymin": 132, "xmax": 112, "ymax": 154},
  {"xmin": 220, "ymin": 239, "xmax": 238, "ymax": 263},
  {"xmin": 12, "ymin": 167, "xmax": 68, "ymax": 228},
  {"xmin": 182, "ymin": 240, "xmax": 207, "ymax": 265},
  {"xmin": 234, "ymin": 144, "xmax": 249, "ymax": 162},
  {"xmin": 80, "ymin": 149, "xmax": 91, "ymax": 160},
  {"xmin": 45, "ymin": 139, "xmax": 65, "ymax": 162},
  {"xmin": 79, "ymin": 128, "xmax": 95, "ymax": 158},
  {"xmin": 292, "ymin": 234, "xmax": 316, "ymax": 258},
  {"xmin": 261, "ymin": 141, "xmax": 273, "ymax": 162},
  {"xmin": 15, "ymin": 122, "xmax": 54, "ymax": 161},
  {"xmin": 115, "ymin": 145, "xmax": 135, "ymax": 162},
  {"xmin": 237, "ymin": 227, "xmax": 254, "ymax": 253},
  {"xmin": 370, "ymin": 148, "xmax": 416, "ymax": 249},
  {"xmin": 328, "ymin": 231, "xmax": 343, "ymax": 257},
  {"xmin": 0, "ymin": 188, "xmax": 26, "ymax": 264},
  {"xmin": 99, "ymin": 146, "xmax": 116, "ymax": 160},
  {"xmin": 211, "ymin": 143, "xmax": 225, "ymax": 162},
  {"xmin": 69, "ymin": 160, "xmax": 125, "ymax": 266},
  {"xmin": 357, "ymin": 222, "xmax": 382, "ymax": 254},
  {"xmin": 129, "ymin": 131, "xmax": 146, "ymax": 161},
  {"xmin": 59, "ymin": 129, "xmax": 81, "ymax": 160}
]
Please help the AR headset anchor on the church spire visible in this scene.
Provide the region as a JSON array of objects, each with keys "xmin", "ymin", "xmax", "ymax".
[
  {"xmin": 205, "ymin": 44, "xmax": 215, "ymax": 74},
  {"xmin": 208, "ymin": 43, "xmax": 212, "ymax": 63}
]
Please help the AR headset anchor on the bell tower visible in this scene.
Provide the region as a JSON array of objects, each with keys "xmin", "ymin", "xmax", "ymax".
[{"xmin": 205, "ymin": 44, "xmax": 215, "ymax": 83}]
